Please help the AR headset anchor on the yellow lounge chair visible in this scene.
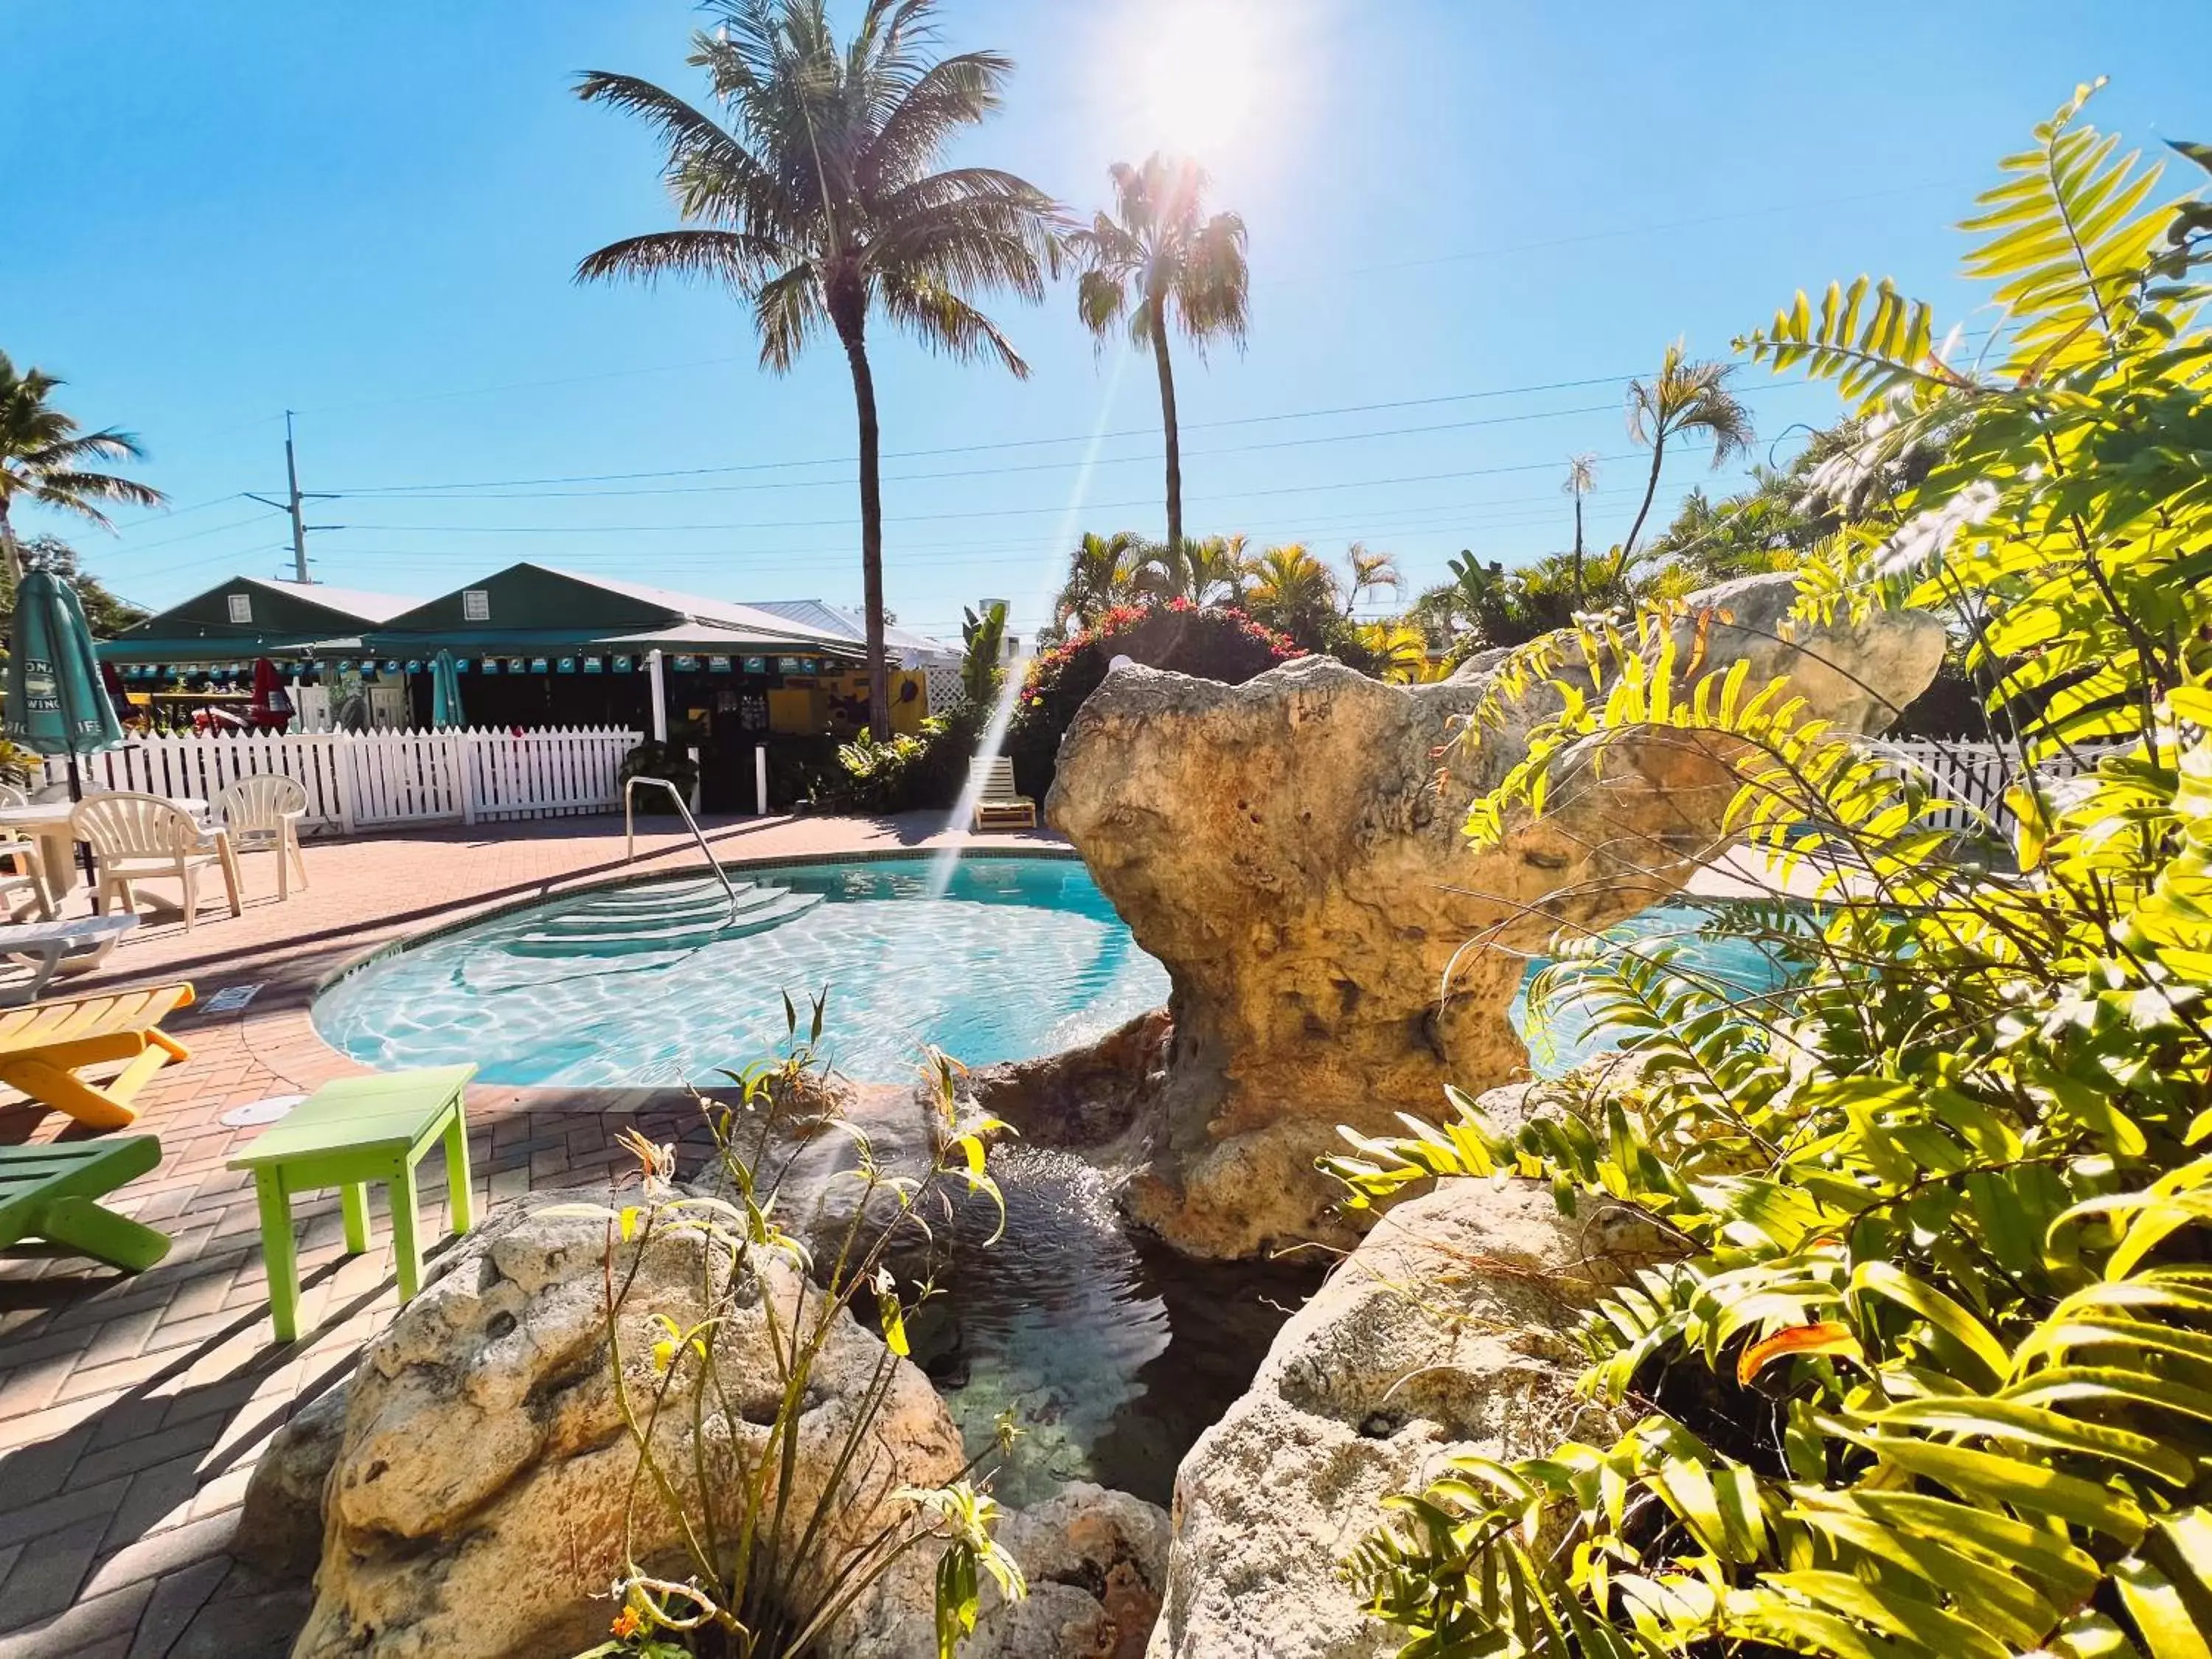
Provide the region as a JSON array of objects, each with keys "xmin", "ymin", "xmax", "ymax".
[
  {"xmin": 970, "ymin": 757, "xmax": 1037, "ymax": 832},
  {"xmin": 0, "ymin": 984, "xmax": 196, "ymax": 1130}
]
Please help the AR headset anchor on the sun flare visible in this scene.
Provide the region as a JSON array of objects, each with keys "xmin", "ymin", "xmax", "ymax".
[{"xmin": 1131, "ymin": 0, "xmax": 1272, "ymax": 161}]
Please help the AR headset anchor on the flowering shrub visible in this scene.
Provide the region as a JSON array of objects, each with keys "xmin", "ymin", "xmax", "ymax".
[{"xmin": 1007, "ymin": 599, "xmax": 1302, "ymax": 798}]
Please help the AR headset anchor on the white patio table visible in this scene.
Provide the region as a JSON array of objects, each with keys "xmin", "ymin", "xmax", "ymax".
[{"xmin": 0, "ymin": 799, "xmax": 208, "ymax": 913}]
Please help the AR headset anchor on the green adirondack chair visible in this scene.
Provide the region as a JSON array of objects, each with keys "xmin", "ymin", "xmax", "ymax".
[{"xmin": 0, "ymin": 1135, "xmax": 171, "ymax": 1272}]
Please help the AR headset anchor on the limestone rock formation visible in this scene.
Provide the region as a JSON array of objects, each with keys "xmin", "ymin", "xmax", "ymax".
[
  {"xmin": 235, "ymin": 1379, "xmax": 349, "ymax": 1582},
  {"xmin": 291, "ymin": 1200, "xmax": 966, "ymax": 1659},
  {"xmin": 849, "ymin": 1481, "xmax": 1172, "ymax": 1659},
  {"xmin": 1145, "ymin": 1176, "xmax": 1626, "ymax": 1659},
  {"xmin": 1047, "ymin": 571, "xmax": 1943, "ymax": 1256}
]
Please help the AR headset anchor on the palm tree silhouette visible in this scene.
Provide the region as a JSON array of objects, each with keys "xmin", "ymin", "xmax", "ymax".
[
  {"xmin": 1621, "ymin": 344, "xmax": 1755, "ymax": 561},
  {"xmin": 0, "ymin": 352, "xmax": 165, "ymax": 584},
  {"xmin": 574, "ymin": 0, "xmax": 1062, "ymax": 738},
  {"xmin": 1069, "ymin": 155, "xmax": 1249, "ymax": 552}
]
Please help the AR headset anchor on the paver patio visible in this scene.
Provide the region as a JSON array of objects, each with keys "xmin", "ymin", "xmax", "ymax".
[{"xmin": 0, "ymin": 809, "xmax": 1059, "ymax": 1659}]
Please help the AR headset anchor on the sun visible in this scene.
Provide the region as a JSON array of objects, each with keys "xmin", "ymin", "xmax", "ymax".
[{"xmin": 1130, "ymin": 0, "xmax": 1271, "ymax": 162}]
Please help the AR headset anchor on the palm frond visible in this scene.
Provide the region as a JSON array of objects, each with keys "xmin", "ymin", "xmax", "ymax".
[
  {"xmin": 1961, "ymin": 78, "xmax": 2174, "ymax": 375},
  {"xmin": 877, "ymin": 271, "xmax": 1028, "ymax": 375},
  {"xmin": 753, "ymin": 261, "xmax": 827, "ymax": 372},
  {"xmin": 575, "ymin": 229, "xmax": 787, "ymax": 291}
]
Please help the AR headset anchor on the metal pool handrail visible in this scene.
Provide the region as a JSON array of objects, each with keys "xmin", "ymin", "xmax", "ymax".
[{"xmin": 622, "ymin": 774, "xmax": 740, "ymax": 905}]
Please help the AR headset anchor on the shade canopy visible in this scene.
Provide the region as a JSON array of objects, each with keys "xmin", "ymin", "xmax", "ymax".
[{"xmin": 6, "ymin": 567, "xmax": 125, "ymax": 757}]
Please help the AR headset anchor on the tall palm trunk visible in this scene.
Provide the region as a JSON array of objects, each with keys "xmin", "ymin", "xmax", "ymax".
[
  {"xmin": 1571, "ymin": 493, "xmax": 1585, "ymax": 604},
  {"xmin": 837, "ymin": 301, "xmax": 891, "ymax": 741},
  {"xmin": 1148, "ymin": 291, "xmax": 1183, "ymax": 552},
  {"xmin": 0, "ymin": 498, "xmax": 18, "ymax": 585},
  {"xmin": 1622, "ymin": 437, "xmax": 1668, "ymax": 563}
]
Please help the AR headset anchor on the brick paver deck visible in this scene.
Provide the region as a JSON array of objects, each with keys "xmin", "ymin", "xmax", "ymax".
[{"xmin": 0, "ymin": 810, "xmax": 1061, "ymax": 1659}]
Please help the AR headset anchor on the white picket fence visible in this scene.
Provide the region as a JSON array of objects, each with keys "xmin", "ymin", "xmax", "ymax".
[
  {"xmin": 1880, "ymin": 738, "xmax": 2099, "ymax": 835},
  {"xmin": 41, "ymin": 726, "xmax": 644, "ymax": 835}
]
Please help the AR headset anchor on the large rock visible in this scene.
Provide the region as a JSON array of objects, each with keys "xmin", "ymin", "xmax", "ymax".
[
  {"xmin": 1146, "ymin": 1176, "xmax": 1628, "ymax": 1659},
  {"xmin": 849, "ymin": 1482, "xmax": 1172, "ymax": 1659},
  {"xmin": 291, "ymin": 1199, "xmax": 967, "ymax": 1659},
  {"xmin": 234, "ymin": 1380, "xmax": 350, "ymax": 1582},
  {"xmin": 1047, "ymin": 572, "xmax": 1943, "ymax": 1256}
]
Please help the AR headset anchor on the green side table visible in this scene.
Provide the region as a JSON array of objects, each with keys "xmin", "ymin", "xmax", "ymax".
[{"xmin": 229, "ymin": 1064, "xmax": 478, "ymax": 1342}]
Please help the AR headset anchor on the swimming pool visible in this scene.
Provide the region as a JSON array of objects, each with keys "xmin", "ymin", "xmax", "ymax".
[
  {"xmin": 314, "ymin": 856, "xmax": 1803, "ymax": 1089},
  {"xmin": 313, "ymin": 856, "xmax": 1173, "ymax": 1088}
]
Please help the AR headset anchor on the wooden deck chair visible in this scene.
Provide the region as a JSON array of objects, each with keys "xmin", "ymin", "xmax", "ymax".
[
  {"xmin": 74, "ymin": 793, "xmax": 242, "ymax": 931},
  {"xmin": 970, "ymin": 757, "xmax": 1037, "ymax": 832},
  {"xmin": 0, "ymin": 1135, "xmax": 171, "ymax": 1272},
  {"xmin": 0, "ymin": 983, "xmax": 196, "ymax": 1130},
  {"xmin": 214, "ymin": 775, "xmax": 310, "ymax": 900}
]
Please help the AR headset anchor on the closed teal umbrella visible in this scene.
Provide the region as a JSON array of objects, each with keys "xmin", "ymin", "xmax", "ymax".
[
  {"xmin": 6, "ymin": 566, "xmax": 124, "ymax": 786},
  {"xmin": 431, "ymin": 649, "xmax": 465, "ymax": 728}
]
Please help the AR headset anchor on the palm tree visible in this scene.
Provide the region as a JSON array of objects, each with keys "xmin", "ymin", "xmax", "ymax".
[
  {"xmin": 1342, "ymin": 542, "xmax": 1400, "ymax": 615},
  {"xmin": 1054, "ymin": 529, "xmax": 1144, "ymax": 630},
  {"xmin": 1069, "ymin": 155, "xmax": 1249, "ymax": 551},
  {"xmin": 1133, "ymin": 532, "xmax": 1244, "ymax": 606},
  {"xmin": 1241, "ymin": 542, "xmax": 1339, "ymax": 641},
  {"xmin": 1620, "ymin": 343, "xmax": 1756, "ymax": 561},
  {"xmin": 0, "ymin": 352, "xmax": 166, "ymax": 584},
  {"xmin": 1562, "ymin": 452, "xmax": 1599, "ymax": 601},
  {"xmin": 574, "ymin": 0, "xmax": 1062, "ymax": 739}
]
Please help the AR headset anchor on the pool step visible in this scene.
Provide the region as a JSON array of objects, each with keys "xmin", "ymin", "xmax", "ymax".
[
  {"xmin": 529, "ymin": 886, "xmax": 782, "ymax": 936},
  {"xmin": 502, "ymin": 885, "xmax": 822, "ymax": 957}
]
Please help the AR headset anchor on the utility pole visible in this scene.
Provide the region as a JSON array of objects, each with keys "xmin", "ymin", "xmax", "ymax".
[{"xmin": 245, "ymin": 411, "xmax": 340, "ymax": 583}]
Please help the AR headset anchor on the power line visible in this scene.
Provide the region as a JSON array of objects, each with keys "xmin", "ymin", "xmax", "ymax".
[
  {"xmin": 319, "ymin": 400, "xmax": 1657, "ymax": 502},
  {"xmin": 328, "ymin": 451, "xmax": 1656, "ymax": 535},
  {"xmin": 321, "ymin": 372, "xmax": 1652, "ymax": 496}
]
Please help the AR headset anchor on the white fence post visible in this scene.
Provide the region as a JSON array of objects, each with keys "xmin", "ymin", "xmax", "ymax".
[{"xmin": 458, "ymin": 729, "xmax": 478, "ymax": 826}]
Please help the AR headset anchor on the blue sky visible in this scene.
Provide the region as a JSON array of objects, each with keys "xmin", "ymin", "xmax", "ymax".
[{"xmin": 2, "ymin": 1, "xmax": 2203, "ymax": 643}]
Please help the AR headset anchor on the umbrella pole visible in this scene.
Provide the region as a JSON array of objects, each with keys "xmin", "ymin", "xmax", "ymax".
[{"xmin": 68, "ymin": 754, "xmax": 94, "ymax": 887}]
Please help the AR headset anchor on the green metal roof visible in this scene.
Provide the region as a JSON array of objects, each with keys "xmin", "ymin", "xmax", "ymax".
[
  {"xmin": 363, "ymin": 563, "xmax": 863, "ymax": 658},
  {"xmin": 97, "ymin": 577, "xmax": 422, "ymax": 664}
]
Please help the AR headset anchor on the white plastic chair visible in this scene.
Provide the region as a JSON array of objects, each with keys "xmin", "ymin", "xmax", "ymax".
[
  {"xmin": 72, "ymin": 792, "xmax": 242, "ymax": 931},
  {"xmin": 213, "ymin": 775, "xmax": 310, "ymax": 900},
  {"xmin": 0, "ymin": 782, "xmax": 48, "ymax": 919}
]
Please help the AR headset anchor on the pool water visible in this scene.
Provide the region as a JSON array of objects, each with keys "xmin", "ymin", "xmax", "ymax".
[
  {"xmin": 318, "ymin": 864, "xmax": 1802, "ymax": 1091},
  {"xmin": 313, "ymin": 857, "xmax": 1174, "ymax": 1088},
  {"xmin": 917, "ymin": 1143, "xmax": 1321, "ymax": 1508},
  {"xmin": 1508, "ymin": 901, "xmax": 1809, "ymax": 1074}
]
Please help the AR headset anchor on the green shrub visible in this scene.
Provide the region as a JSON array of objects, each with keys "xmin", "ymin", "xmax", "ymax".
[
  {"xmin": 620, "ymin": 742, "xmax": 702, "ymax": 816},
  {"xmin": 1324, "ymin": 88, "xmax": 2212, "ymax": 1659},
  {"xmin": 828, "ymin": 702, "xmax": 985, "ymax": 815},
  {"xmin": 1006, "ymin": 600, "xmax": 1301, "ymax": 799}
]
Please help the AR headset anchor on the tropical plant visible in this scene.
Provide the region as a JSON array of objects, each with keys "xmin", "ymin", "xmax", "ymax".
[
  {"xmin": 565, "ymin": 1000, "xmax": 1022, "ymax": 1658},
  {"xmin": 1051, "ymin": 529, "xmax": 1144, "ymax": 634},
  {"xmin": 1343, "ymin": 542, "xmax": 1401, "ymax": 616},
  {"xmin": 1620, "ymin": 341, "xmax": 1757, "ymax": 560},
  {"xmin": 0, "ymin": 352, "xmax": 166, "ymax": 584},
  {"xmin": 574, "ymin": 0, "xmax": 1062, "ymax": 740},
  {"xmin": 1133, "ymin": 533, "xmax": 1245, "ymax": 607},
  {"xmin": 1239, "ymin": 543, "xmax": 1341, "ymax": 645},
  {"xmin": 1354, "ymin": 619, "xmax": 1443, "ymax": 684},
  {"xmin": 959, "ymin": 600, "xmax": 1007, "ymax": 707},
  {"xmin": 1323, "ymin": 88, "xmax": 2212, "ymax": 1659},
  {"xmin": 0, "ymin": 535, "xmax": 145, "ymax": 641},
  {"xmin": 1070, "ymin": 155, "xmax": 1250, "ymax": 550}
]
